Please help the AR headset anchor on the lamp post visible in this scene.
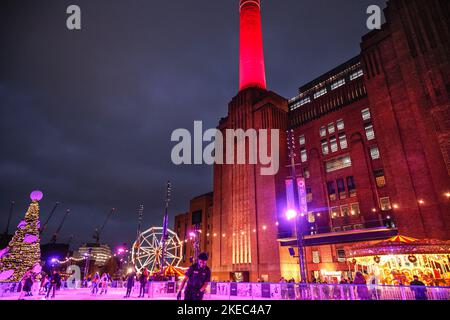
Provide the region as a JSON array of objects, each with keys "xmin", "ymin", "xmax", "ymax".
[{"xmin": 286, "ymin": 129, "xmax": 308, "ymax": 283}]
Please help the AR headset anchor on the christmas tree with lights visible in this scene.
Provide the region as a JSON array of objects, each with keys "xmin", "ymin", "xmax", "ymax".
[{"xmin": 0, "ymin": 191, "xmax": 43, "ymax": 282}]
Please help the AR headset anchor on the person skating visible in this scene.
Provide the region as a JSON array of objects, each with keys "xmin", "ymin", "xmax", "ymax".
[
  {"xmin": 18, "ymin": 270, "xmax": 33, "ymax": 300},
  {"xmin": 410, "ymin": 276, "xmax": 428, "ymax": 300},
  {"xmin": 91, "ymin": 272, "xmax": 100, "ymax": 295},
  {"xmin": 46, "ymin": 270, "xmax": 61, "ymax": 299},
  {"xmin": 353, "ymin": 271, "xmax": 370, "ymax": 300},
  {"xmin": 177, "ymin": 252, "xmax": 211, "ymax": 301},
  {"xmin": 138, "ymin": 272, "xmax": 147, "ymax": 298},
  {"xmin": 99, "ymin": 273, "xmax": 110, "ymax": 295},
  {"xmin": 124, "ymin": 269, "xmax": 136, "ymax": 298}
]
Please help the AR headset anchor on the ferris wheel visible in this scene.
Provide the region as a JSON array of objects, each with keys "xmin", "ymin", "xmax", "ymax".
[{"xmin": 131, "ymin": 226, "xmax": 183, "ymax": 273}]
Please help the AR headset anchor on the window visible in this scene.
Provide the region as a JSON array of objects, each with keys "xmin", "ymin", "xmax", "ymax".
[
  {"xmin": 320, "ymin": 126, "xmax": 327, "ymax": 137},
  {"xmin": 350, "ymin": 69, "xmax": 364, "ymax": 80},
  {"xmin": 299, "ymin": 135, "xmax": 305, "ymax": 146},
  {"xmin": 303, "ymin": 168, "xmax": 310, "ymax": 179},
  {"xmin": 312, "ymin": 251, "xmax": 321, "ymax": 264},
  {"xmin": 337, "ymin": 119, "xmax": 345, "ymax": 131},
  {"xmin": 330, "ymin": 137, "xmax": 338, "ymax": 153},
  {"xmin": 350, "ymin": 203, "xmax": 360, "ymax": 216},
  {"xmin": 327, "ymin": 181, "xmax": 336, "ymax": 201},
  {"xmin": 365, "ymin": 123, "xmax": 375, "ymax": 140},
  {"xmin": 370, "ymin": 145, "xmax": 380, "ymax": 159},
  {"xmin": 328, "ymin": 123, "xmax": 335, "ymax": 134},
  {"xmin": 340, "ymin": 205, "xmax": 350, "ymax": 217},
  {"xmin": 380, "ymin": 197, "xmax": 392, "ymax": 211},
  {"xmin": 314, "ymin": 88, "xmax": 327, "ymax": 99},
  {"xmin": 331, "ymin": 79, "xmax": 346, "ymax": 90},
  {"xmin": 325, "ymin": 155, "xmax": 352, "ymax": 173},
  {"xmin": 321, "ymin": 140, "xmax": 329, "ymax": 155},
  {"xmin": 306, "ymin": 187, "xmax": 313, "ymax": 203},
  {"xmin": 330, "ymin": 207, "xmax": 339, "ymax": 219},
  {"xmin": 300, "ymin": 148, "xmax": 307, "ymax": 163},
  {"xmin": 337, "ymin": 178, "xmax": 346, "ymax": 200},
  {"xmin": 307, "ymin": 212, "xmax": 315, "ymax": 223},
  {"xmin": 346, "ymin": 176, "xmax": 357, "ymax": 197},
  {"xmin": 361, "ymin": 108, "xmax": 371, "ymax": 121},
  {"xmin": 374, "ymin": 169, "xmax": 386, "ymax": 188},
  {"xmin": 339, "ymin": 133, "xmax": 348, "ymax": 149},
  {"xmin": 290, "ymin": 97, "xmax": 311, "ymax": 111},
  {"xmin": 337, "ymin": 249, "xmax": 346, "ymax": 262}
]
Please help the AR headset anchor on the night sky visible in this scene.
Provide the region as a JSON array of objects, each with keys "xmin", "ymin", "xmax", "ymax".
[{"xmin": 0, "ymin": 0, "xmax": 386, "ymax": 250}]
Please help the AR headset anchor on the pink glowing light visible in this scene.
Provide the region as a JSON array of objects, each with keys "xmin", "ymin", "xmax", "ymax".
[
  {"xmin": 285, "ymin": 209, "xmax": 297, "ymax": 220},
  {"xmin": 189, "ymin": 232, "xmax": 196, "ymax": 238},
  {"xmin": 30, "ymin": 190, "xmax": 43, "ymax": 201}
]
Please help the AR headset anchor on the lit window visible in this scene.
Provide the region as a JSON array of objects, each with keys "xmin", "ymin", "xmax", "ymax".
[
  {"xmin": 328, "ymin": 123, "xmax": 335, "ymax": 134},
  {"xmin": 337, "ymin": 178, "xmax": 346, "ymax": 200},
  {"xmin": 290, "ymin": 97, "xmax": 311, "ymax": 111},
  {"xmin": 331, "ymin": 79, "xmax": 346, "ymax": 90},
  {"xmin": 314, "ymin": 88, "xmax": 327, "ymax": 99},
  {"xmin": 350, "ymin": 70, "xmax": 364, "ymax": 80},
  {"xmin": 340, "ymin": 205, "xmax": 349, "ymax": 217},
  {"xmin": 303, "ymin": 168, "xmax": 310, "ymax": 179},
  {"xmin": 365, "ymin": 123, "xmax": 375, "ymax": 140},
  {"xmin": 370, "ymin": 145, "xmax": 380, "ymax": 159},
  {"xmin": 347, "ymin": 176, "xmax": 357, "ymax": 197},
  {"xmin": 300, "ymin": 148, "xmax": 307, "ymax": 163},
  {"xmin": 325, "ymin": 155, "xmax": 352, "ymax": 173},
  {"xmin": 337, "ymin": 249, "xmax": 346, "ymax": 262},
  {"xmin": 330, "ymin": 207, "xmax": 339, "ymax": 219},
  {"xmin": 361, "ymin": 108, "xmax": 371, "ymax": 121},
  {"xmin": 306, "ymin": 187, "xmax": 313, "ymax": 203},
  {"xmin": 312, "ymin": 251, "xmax": 321, "ymax": 264},
  {"xmin": 339, "ymin": 133, "xmax": 348, "ymax": 149},
  {"xmin": 307, "ymin": 212, "xmax": 315, "ymax": 223},
  {"xmin": 374, "ymin": 169, "xmax": 386, "ymax": 188},
  {"xmin": 320, "ymin": 126, "xmax": 327, "ymax": 137},
  {"xmin": 321, "ymin": 140, "xmax": 329, "ymax": 155},
  {"xmin": 350, "ymin": 203, "xmax": 360, "ymax": 216},
  {"xmin": 299, "ymin": 135, "xmax": 305, "ymax": 146},
  {"xmin": 337, "ymin": 119, "xmax": 345, "ymax": 131},
  {"xmin": 380, "ymin": 197, "xmax": 392, "ymax": 211},
  {"xmin": 330, "ymin": 137, "xmax": 338, "ymax": 153}
]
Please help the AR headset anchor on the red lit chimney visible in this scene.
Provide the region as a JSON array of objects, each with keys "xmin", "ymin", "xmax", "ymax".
[{"xmin": 239, "ymin": 0, "xmax": 267, "ymax": 91}]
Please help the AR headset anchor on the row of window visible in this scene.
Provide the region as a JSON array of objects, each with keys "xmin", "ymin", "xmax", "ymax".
[
  {"xmin": 322, "ymin": 133, "xmax": 348, "ymax": 155},
  {"xmin": 325, "ymin": 155, "xmax": 352, "ymax": 173},
  {"xmin": 327, "ymin": 176, "xmax": 357, "ymax": 201},
  {"xmin": 320, "ymin": 119, "xmax": 345, "ymax": 137},
  {"xmin": 330, "ymin": 203, "xmax": 361, "ymax": 219}
]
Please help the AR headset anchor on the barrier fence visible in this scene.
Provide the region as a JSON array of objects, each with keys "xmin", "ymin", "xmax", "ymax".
[{"xmin": 1, "ymin": 281, "xmax": 449, "ymax": 300}]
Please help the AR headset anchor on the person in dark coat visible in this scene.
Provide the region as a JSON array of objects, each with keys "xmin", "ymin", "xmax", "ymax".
[
  {"xmin": 138, "ymin": 272, "xmax": 148, "ymax": 298},
  {"xmin": 410, "ymin": 276, "xmax": 428, "ymax": 300},
  {"xmin": 124, "ymin": 270, "xmax": 136, "ymax": 298},
  {"xmin": 177, "ymin": 252, "xmax": 211, "ymax": 301},
  {"xmin": 46, "ymin": 271, "xmax": 61, "ymax": 299},
  {"xmin": 353, "ymin": 272, "xmax": 370, "ymax": 300}
]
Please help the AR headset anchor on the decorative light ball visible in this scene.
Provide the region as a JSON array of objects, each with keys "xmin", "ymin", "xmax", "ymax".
[{"xmin": 30, "ymin": 190, "xmax": 43, "ymax": 201}]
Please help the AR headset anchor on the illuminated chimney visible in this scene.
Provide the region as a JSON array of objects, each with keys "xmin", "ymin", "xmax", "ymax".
[{"xmin": 239, "ymin": 0, "xmax": 267, "ymax": 91}]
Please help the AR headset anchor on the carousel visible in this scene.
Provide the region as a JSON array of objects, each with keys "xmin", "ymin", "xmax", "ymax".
[{"xmin": 346, "ymin": 235, "xmax": 450, "ymax": 286}]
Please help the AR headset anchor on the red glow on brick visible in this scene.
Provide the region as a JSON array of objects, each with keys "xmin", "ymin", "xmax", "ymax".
[{"xmin": 239, "ymin": 0, "xmax": 267, "ymax": 91}]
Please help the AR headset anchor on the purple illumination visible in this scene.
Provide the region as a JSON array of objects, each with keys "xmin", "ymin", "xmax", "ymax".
[
  {"xmin": 285, "ymin": 209, "xmax": 297, "ymax": 220},
  {"xmin": 30, "ymin": 190, "xmax": 43, "ymax": 201},
  {"xmin": 23, "ymin": 234, "xmax": 38, "ymax": 243},
  {"xmin": 17, "ymin": 220, "xmax": 26, "ymax": 229},
  {"xmin": 189, "ymin": 232, "xmax": 196, "ymax": 238},
  {"xmin": 50, "ymin": 258, "xmax": 58, "ymax": 263}
]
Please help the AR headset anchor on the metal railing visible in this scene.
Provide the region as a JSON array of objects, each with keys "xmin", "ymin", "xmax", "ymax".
[{"xmin": 1, "ymin": 281, "xmax": 448, "ymax": 300}]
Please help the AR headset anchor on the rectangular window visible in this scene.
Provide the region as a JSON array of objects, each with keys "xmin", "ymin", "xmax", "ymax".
[
  {"xmin": 307, "ymin": 212, "xmax": 315, "ymax": 223},
  {"xmin": 339, "ymin": 133, "xmax": 348, "ymax": 149},
  {"xmin": 299, "ymin": 135, "xmax": 305, "ymax": 146},
  {"xmin": 327, "ymin": 181, "xmax": 336, "ymax": 201},
  {"xmin": 350, "ymin": 203, "xmax": 360, "ymax": 216},
  {"xmin": 365, "ymin": 123, "xmax": 375, "ymax": 140},
  {"xmin": 374, "ymin": 169, "xmax": 386, "ymax": 188},
  {"xmin": 337, "ymin": 249, "xmax": 346, "ymax": 262},
  {"xmin": 312, "ymin": 251, "xmax": 321, "ymax": 264},
  {"xmin": 306, "ymin": 187, "xmax": 313, "ymax": 203},
  {"xmin": 346, "ymin": 176, "xmax": 357, "ymax": 197},
  {"xmin": 361, "ymin": 108, "xmax": 371, "ymax": 121},
  {"xmin": 303, "ymin": 168, "xmax": 310, "ymax": 179},
  {"xmin": 320, "ymin": 126, "xmax": 327, "ymax": 137},
  {"xmin": 300, "ymin": 148, "xmax": 307, "ymax": 163},
  {"xmin": 370, "ymin": 145, "xmax": 380, "ymax": 159},
  {"xmin": 337, "ymin": 119, "xmax": 345, "ymax": 131},
  {"xmin": 337, "ymin": 178, "xmax": 346, "ymax": 200},
  {"xmin": 328, "ymin": 123, "xmax": 335, "ymax": 134},
  {"xmin": 314, "ymin": 88, "xmax": 327, "ymax": 99},
  {"xmin": 380, "ymin": 197, "xmax": 392, "ymax": 211},
  {"xmin": 321, "ymin": 140, "xmax": 329, "ymax": 155},
  {"xmin": 350, "ymin": 69, "xmax": 364, "ymax": 80},
  {"xmin": 330, "ymin": 137, "xmax": 338, "ymax": 153},
  {"xmin": 330, "ymin": 207, "xmax": 339, "ymax": 219},
  {"xmin": 290, "ymin": 97, "xmax": 311, "ymax": 111},
  {"xmin": 331, "ymin": 79, "xmax": 346, "ymax": 90},
  {"xmin": 340, "ymin": 205, "xmax": 349, "ymax": 217},
  {"xmin": 325, "ymin": 155, "xmax": 352, "ymax": 173}
]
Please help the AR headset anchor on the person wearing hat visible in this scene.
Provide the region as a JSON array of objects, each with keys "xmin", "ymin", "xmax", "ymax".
[{"xmin": 177, "ymin": 252, "xmax": 211, "ymax": 300}]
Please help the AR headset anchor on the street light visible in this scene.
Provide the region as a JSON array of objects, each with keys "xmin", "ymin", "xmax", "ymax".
[{"xmin": 285, "ymin": 208, "xmax": 307, "ymax": 284}]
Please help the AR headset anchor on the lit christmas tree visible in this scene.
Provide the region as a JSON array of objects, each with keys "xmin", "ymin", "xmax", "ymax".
[{"xmin": 0, "ymin": 191, "xmax": 43, "ymax": 282}]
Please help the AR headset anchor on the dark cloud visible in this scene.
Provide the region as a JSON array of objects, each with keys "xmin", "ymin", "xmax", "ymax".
[{"xmin": 0, "ymin": 0, "xmax": 386, "ymax": 249}]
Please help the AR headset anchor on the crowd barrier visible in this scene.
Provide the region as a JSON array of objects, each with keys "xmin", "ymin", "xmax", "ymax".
[{"xmin": 1, "ymin": 281, "xmax": 449, "ymax": 300}]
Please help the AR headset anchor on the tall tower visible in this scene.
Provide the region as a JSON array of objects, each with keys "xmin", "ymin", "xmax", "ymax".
[
  {"xmin": 212, "ymin": 0, "xmax": 289, "ymax": 282},
  {"xmin": 239, "ymin": 0, "xmax": 267, "ymax": 91}
]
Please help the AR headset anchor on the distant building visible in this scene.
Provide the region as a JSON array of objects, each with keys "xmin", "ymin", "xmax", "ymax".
[
  {"xmin": 76, "ymin": 243, "xmax": 112, "ymax": 267},
  {"xmin": 174, "ymin": 192, "xmax": 213, "ymax": 267}
]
